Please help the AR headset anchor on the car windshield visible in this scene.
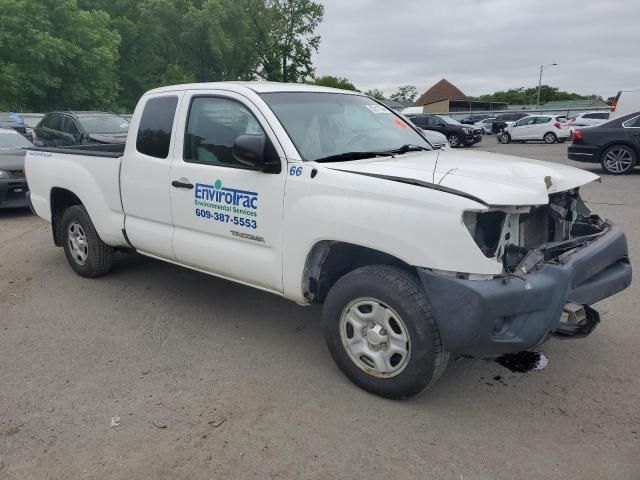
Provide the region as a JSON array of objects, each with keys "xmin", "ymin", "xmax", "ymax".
[
  {"xmin": 78, "ymin": 115, "xmax": 130, "ymax": 134},
  {"xmin": 259, "ymin": 92, "xmax": 431, "ymax": 161},
  {"xmin": 437, "ymin": 115, "xmax": 462, "ymax": 126},
  {"xmin": 0, "ymin": 129, "xmax": 32, "ymax": 148}
]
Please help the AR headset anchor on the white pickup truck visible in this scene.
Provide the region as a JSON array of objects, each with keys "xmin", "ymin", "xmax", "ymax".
[{"xmin": 26, "ymin": 82, "xmax": 632, "ymax": 398}]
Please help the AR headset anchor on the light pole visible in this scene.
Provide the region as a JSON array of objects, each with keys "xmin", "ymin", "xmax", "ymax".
[{"xmin": 537, "ymin": 63, "xmax": 558, "ymax": 108}]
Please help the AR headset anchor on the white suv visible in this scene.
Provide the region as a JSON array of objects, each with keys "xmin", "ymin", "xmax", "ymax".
[
  {"xmin": 502, "ymin": 114, "xmax": 570, "ymax": 144},
  {"xmin": 567, "ymin": 112, "xmax": 609, "ymax": 134}
]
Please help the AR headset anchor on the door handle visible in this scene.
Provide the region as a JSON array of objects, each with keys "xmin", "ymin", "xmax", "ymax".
[{"xmin": 171, "ymin": 180, "xmax": 194, "ymax": 189}]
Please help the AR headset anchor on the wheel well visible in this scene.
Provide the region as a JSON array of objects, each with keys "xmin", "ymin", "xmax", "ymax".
[
  {"xmin": 50, "ymin": 188, "xmax": 82, "ymax": 246},
  {"xmin": 302, "ymin": 241, "xmax": 416, "ymax": 303},
  {"xmin": 599, "ymin": 141, "xmax": 639, "ymax": 161}
]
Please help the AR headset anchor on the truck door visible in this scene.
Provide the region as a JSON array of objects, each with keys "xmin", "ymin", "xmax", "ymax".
[
  {"xmin": 169, "ymin": 91, "xmax": 286, "ymax": 292},
  {"xmin": 121, "ymin": 94, "xmax": 181, "ymax": 260}
]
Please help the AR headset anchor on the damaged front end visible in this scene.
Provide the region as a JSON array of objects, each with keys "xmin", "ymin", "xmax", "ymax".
[
  {"xmin": 418, "ymin": 189, "xmax": 632, "ymax": 357},
  {"xmin": 462, "ymin": 189, "xmax": 609, "ymax": 276}
]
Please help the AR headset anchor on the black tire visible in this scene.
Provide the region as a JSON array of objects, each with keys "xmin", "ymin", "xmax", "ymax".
[
  {"xmin": 447, "ymin": 134, "xmax": 461, "ymax": 148},
  {"xmin": 61, "ymin": 205, "xmax": 114, "ymax": 277},
  {"xmin": 498, "ymin": 132, "xmax": 511, "ymax": 144},
  {"xmin": 600, "ymin": 145, "xmax": 637, "ymax": 175},
  {"xmin": 322, "ymin": 265, "xmax": 449, "ymax": 399},
  {"xmin": 543, "ymin": 132, "xmax": 557, "ymax": 144}
]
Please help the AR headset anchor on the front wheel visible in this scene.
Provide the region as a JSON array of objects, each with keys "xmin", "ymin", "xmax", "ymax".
[
  {"xmin": 61, "ymin": 205, "xmax": 114, "ymax": 277},
  {"xmin": 447, "ymin": 134, "xmax": 461, "ymax": 148},
  {"xmin": 600, "ymin": 145, "xmax": 637, "ymax": 175},
  {"xmin": 322, "ymin": 265, "xmax": 448, "ymax": 399},
  {"xmin": 498, "ymin": 132, "xmax": 511, "ymax": 144}
]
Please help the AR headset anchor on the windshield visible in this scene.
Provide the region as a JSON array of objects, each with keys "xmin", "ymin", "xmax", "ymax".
[
  {"xmin": 259, "ymin": 92, "xmax": 431, "ymax": 161},
  {"xmin": 78, "ymin": 115, "xmax": 129, "ymax": 135},
  {"xmin": 437, "ymin": 115, "xmax": 462, "ymax": 126},
  {"xmin": 0, "ymin": 129, "xmax": 32, "ymax": 148}
]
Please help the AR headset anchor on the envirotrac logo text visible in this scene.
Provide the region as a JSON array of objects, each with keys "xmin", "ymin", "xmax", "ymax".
[{"xmin": 194, "ymin": 180, "xmax": 258, "ymax": 217}]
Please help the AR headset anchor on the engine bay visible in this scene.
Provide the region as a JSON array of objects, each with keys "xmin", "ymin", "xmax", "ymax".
[{"xmin": 464, "ymin": 189, "xmax": 609, "ymax": 275}]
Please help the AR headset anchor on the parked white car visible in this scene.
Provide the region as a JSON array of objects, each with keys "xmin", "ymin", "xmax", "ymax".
[
  {"xmin": 610, "ymin": 89, "xmax": 640, "ymax": 120},
  {"xmin": 25, "ymin": 82, "xmax": 632, "ymax": 398},
  {"xmin": 503, "ymin": 115, "xmax": 570, "ymax": 144},
  {"xmin": 420, "ymin": 129, "xmax": 450, "ymax": 149},
  {"xmin": 567, "ymin": 112, "xmax": 609, "ymax": 134},
  {"xmin": 474, "ymin": 117, "xmax": 496, "ymax": 134}
]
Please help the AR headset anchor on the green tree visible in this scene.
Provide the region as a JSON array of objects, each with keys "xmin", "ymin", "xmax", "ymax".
[
  {"xmin": 390, "ymin": 85, "xmax": 418, "ymax": 104},
  {"xmin": 310, "ymin": 75, "xmax": 358, "ymax": 91},
  {"xmin": 249, "ymin": 0, "xmax": 324, "ymax": 82},
  {"xmin": 0, "ymin": 0, "xmax": 120, "ymax": 111},
  {"xmin": 364, "ymin": 89, "xmax": 385, "ymax": 100},
  {"xmin": 472, "ymin": 85, "xmax": 601, "ymax": 105}
]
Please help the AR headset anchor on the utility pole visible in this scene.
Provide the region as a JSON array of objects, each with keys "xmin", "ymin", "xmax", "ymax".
[{"xmin": 537, "ymin": 63, "xmax": 558, "ymax": 108}]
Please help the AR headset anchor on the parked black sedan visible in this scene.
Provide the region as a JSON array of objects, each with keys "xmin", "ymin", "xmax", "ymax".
[
  {"xmin": 0, "ymin": 128, "xmax": 34, "ymax": 209},
  {"xmin": 405, "ymin": 114, "xmax": 483, "ymax": 147},
  {"xmin": 568, "ymin": 111, "xmax": 640, "ymax": 175},
  {"xmin": 35, "ymin": 111, "xmax": 129, "ymax": 147}
]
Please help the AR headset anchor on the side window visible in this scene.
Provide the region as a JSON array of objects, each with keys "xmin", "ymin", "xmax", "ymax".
[
  {"xmin": 61, "ymin": 116, "xmax": 80, "ymax": 136},
  {"xmin": 596, "ymin": 112, "xmax": 609, "ymax": 120},
  {"xmin": 535, "ymin": 117, "xmax": 552, "ymax": 124},
  {"xmin": 623, "ymin": 116, "xmax": 640, "ymax": 128},
  {"xmin": 411, "ymin": 116, "xmax": 428, "ymax": 127},
  {"xmin": 47, "ymin": 114, "xmax": 63, "ymax": 131},
  {"xmin": 136, "ymin": 96, "xmax": 178, "ymax": 159},
  {"xmin": 517, "ymin": 117, "xmax": 535, "ymax": 126},
  {"xmin": 184, "ymin": 97, "xmax": 265, "ymax": 168}
]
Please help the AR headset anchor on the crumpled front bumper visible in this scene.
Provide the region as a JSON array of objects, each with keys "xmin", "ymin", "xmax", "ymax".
[{"xmin": 417, "ymin": 223, "xmax": 632, "ymax": 356}]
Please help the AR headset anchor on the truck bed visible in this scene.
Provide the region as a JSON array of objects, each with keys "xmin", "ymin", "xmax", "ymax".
[
  {"xmin": 28, "ymin": 143, "xmax": 125, "ymax": 158},
  {"xmin": 25, "ymin": 144, "xmax": 127, "ymax": 246}
]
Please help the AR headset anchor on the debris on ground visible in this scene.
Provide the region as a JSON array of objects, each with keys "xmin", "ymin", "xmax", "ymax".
[
  {"xmin": 110, "ymin": 417, "xmax": 120, "ymax": 428},
  {"xmin": 494, "ymin": 351, "xmax": 549, "ymax": 373},
  {"xmin": 208, "ymin": 416, "xmax": 226, "ymax": 428},
  {"xmin": 152, "ymin": 420, "xmax": 167, "ymax": 429}
]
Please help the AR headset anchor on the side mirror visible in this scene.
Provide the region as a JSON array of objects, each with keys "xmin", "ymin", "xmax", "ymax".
[
  {"xmin": 232, "ymin": 134, "xmax": 281, "ymax": 173},
  {"xmin": 233, "ymin": 134, "xmax": 265, "ymax": 168}
]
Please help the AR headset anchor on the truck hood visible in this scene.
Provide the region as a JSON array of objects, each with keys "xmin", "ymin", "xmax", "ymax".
[{"xmin": 323, "ymin": 149, "xmax": 599, "ymax": 206}]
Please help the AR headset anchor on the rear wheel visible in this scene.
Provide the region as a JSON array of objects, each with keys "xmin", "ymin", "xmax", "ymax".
[
  {"xmin": 61, "ymin": 205, "xmax": 114, "ymax": 277},
  {"xmin": 600, "ymin": 145, "xmax": 637, "ymax": 175},
  {"xmin": 543, "ymin": 132, "xmax": 557, "ymax": 144},
  {"xmin": 322, "ymin": 265, "xmax": 448, "ymax": 399}
]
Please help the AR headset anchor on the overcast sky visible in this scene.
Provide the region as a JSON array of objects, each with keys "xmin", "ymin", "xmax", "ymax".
[{"xmin": 313, "ymin": 0, "xmax": 640, "ymax": 99}]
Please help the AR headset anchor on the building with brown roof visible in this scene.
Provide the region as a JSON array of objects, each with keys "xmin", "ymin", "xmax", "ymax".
[{"xmin": 414, "ymin": 79, "xmax": 508, "ymax": 113}]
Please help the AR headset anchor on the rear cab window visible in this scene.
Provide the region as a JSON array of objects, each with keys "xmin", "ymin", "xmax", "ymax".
[{"xmin": 136, "ymin": 96, "xmax": 179, "ymax": 158}]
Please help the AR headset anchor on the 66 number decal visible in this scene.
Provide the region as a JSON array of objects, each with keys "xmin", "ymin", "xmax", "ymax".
[
  {"xmin": 195, "ymin": 209, "xmax": 257, "ymax": 229},
  {"xmin": 289, "ymin": 166, "xmax": 303, "ymax": 176}
]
